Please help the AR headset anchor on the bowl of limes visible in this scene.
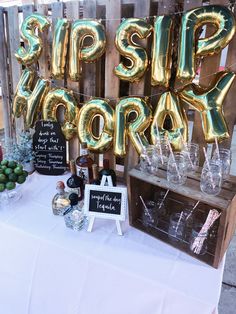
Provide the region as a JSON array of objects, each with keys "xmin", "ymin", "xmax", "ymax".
[{"xmin": 0, "ymin": 159, "xmax": 28, "ymax": 206}]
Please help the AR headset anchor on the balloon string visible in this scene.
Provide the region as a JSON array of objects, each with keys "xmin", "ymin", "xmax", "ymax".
[
  {"xmin": 48, "ymin": 60, "xmax": 236, "ymax": 102},
  {"xmin": 67, "ymin": 2, "xmax": 233, "ymax": 22}
]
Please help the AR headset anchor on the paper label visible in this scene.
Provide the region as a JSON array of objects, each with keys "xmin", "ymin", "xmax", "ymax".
[{"xmin": 76, "ymin": 166, "xmax": 89, "ymax": 184}]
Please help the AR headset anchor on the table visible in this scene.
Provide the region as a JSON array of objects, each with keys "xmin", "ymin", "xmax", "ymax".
[{"xmin": 0, "ymin": 172, "xmax": 224, "ymax": 314}]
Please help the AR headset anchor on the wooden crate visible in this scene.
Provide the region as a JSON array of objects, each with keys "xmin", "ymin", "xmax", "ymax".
[{"xmin": 128, "ymin": 168, "xmax": 236, "ymax": 268}]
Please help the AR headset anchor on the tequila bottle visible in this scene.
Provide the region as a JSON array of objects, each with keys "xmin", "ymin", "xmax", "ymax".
[
  {"xmin": 52, "ymin": 181, "xmax": 70, "ymax": 215},
  {"xmin": 67, "ymin": 160, "xmax": 84, "ymax": 200},
  {"xmin": 76, "ymin": 143, "xmax": 93, "ymax": 184}
]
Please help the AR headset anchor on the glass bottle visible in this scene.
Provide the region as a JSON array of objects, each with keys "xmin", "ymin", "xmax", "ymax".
[
  {"xmin": 91, "ymin": 164, "xmax": 100, "ymax": 185},
  {"xmin": 76, "ymin": 142, "xmax": 93, "ymax": 184},
  {"xmin": 99, "ymin": 159, "xmax": 117, "ymax": 186},
  {"xmin": 64, "ymin": 193, "xmax": 85, "ymax": 231},
  {"xmin": 52, "ymin": 181, "xmax": 70, "ymax": 216},
  {"xmin": 67, "ymin": 160, "xmax": 84, "ymax": 200}
]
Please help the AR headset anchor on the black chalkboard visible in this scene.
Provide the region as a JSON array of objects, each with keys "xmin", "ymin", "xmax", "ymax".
[
  {"xmin": 33, "ymin": 120, "xmax": 67, "ymax": 175},
  {"xmin": 89, "ymin": 189, "xmax": 122, "ymax": 215}
]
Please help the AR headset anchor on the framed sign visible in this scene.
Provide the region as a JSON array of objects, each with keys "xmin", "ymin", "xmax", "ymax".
[
  {"xmin": 84, "ymin": 184, "xmax": 127, "ymax": 235},
  {"xmin": 33, "ymin": 120, "xmax": 67, "ymax": 175}
]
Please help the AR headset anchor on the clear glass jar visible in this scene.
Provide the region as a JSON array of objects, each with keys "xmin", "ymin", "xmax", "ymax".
[
  {"xmin": 155, "ymin": 136, "xmax": 170, "ymax": 166},
  {"xmin": 167, "ymin": 153, "xmax": 187, "ymax": 185},
  {"xmin": 200, "ymin": 161, "xmax": 222, "ymax": 196},
  {"xmin": 141, "ymin": 200, "xmax": 158, "ymax": 227},
  {"xmin": 212, "ymin": 148, "xmax": 231, "ymax": 181},
  {"xmin": 168, "ymin": 212, "xmax": 185, "ymax": 242},
  {"xmin": 182, "ymin": 143, "xmax": 199, "ymax": 173},
  {"xmin": 189, "ymin": 223, "xmax": 208, "ymax": 255}
]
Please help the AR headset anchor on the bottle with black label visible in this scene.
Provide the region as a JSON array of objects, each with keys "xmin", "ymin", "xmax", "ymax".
[
  {"xmin": 67, "ymin": 160, "xmax": 84, "ymax": 200},
  {"xmin": 99, "ymin": 159, "xmax": 117, "ymax": 186},
  {"xmin": 76, "ymin": 143, "xmax": 93, "ymax": 184},
  {"xmin": 91, "ymin": 164, "xmax": 100, "ymax": 185}
]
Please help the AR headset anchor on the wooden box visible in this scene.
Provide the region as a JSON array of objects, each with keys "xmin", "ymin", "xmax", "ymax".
[{"xmin": 128, "ymin": 168, "xmax": 236, "ymax": 268}]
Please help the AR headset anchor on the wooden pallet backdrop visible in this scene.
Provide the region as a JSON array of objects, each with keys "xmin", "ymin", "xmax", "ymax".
[{"xmin": 0, "ymin": 0, "xmax": 236, "ymax": 180}]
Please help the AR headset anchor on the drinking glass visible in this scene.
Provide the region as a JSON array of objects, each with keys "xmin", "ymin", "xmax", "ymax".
[
  {"xmin": 155, "ymin": 137, "xmax": 170, "ymax": 166},
  {"xmin": 168, "ymin": 212, "xmax": 185, "ymax": 242},
  {"xmin": 182, "ymin": 143, "xmax": 199, "ymax": 172},
  {"xmin": 141, "ymin": 200, "xmax": 158, "ymax": 227},
  {"xmin": 167, "ymin": 153, "xmax": 187, "ymax": 185},
  {"xmin": 200, "ymin": 161, "xmax": 222, "ymax": 196},
  {"xmin": 139, "ymin": 146, "xmax": 160, "ymax": 175},
  {"xmin": 212, "ymin": 148, "xmax": 231, "ymax": 180}
]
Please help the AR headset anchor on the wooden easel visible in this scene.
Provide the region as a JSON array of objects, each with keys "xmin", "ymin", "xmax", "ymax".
[{"xmin": 87, "ymin": 175, "xmax": 123, "ymax": 235}]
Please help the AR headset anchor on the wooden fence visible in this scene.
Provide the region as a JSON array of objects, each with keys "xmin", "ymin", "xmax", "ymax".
[{"xmin": 0, "ymin": 0, "xmax": 236, "ymax": 180}]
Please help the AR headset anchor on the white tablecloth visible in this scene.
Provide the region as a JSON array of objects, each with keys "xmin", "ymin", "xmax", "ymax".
[{"xmin": 0, "ymin": 172, "xmax": 224, "ymax": 314}]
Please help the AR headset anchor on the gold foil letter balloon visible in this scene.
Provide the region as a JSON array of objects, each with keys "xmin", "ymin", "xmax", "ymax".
[
  {"xmin": 77, "ymin": 99, "xmax": 114, "ymax": 153},
  {"xmin": 51, "ymin": 18, "xmax": 70, "ymax": 79},
  {"xmin": 180, "ymin": 71, "xmax": 235, "ymax": 143},
  {"xmin": 15, "ymin": 13, "xmax": 50, "ymax": 66},
  {"xmin": 177, "ymin": 5, "xmax": 236, "ymax": 84},
  {"xmin": 151, "ymin": 92, "xmax": 188, "ymax": 151},
  {"xmin": 13, "ymin": 69, "xmax": 50, "ymax": 128},
  {"xmin": 151, "ymin": 15, "xmax": 173, "ymax": 87},
  {"xmin": 69, "ymin": 19, "xmax": 106, "ymax": 81},
  {"xmin": 42, "ymin": 88, "xmax": 78, "ymax": 140},
  {"xmin": 114, "ymin": 97, "xmax": 152, "ymax": 157},
  {"xmin": 114, "ymin": 18, "xmax": 152, "ymax": 82}
]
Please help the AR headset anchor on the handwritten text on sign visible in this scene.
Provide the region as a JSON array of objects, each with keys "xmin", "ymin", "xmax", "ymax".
[{"xmin": 33, "ymin": 120, "xmax": 67, "ymax": 175}]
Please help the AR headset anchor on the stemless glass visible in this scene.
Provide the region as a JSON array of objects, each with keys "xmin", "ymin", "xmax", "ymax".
[
  {"xmin": 155, "ymin": 136, "xmax": 170, "ymax": 166},
  {"xmin": 200, "ymin": 161, "xmax": 222, "ymax": 196},
  {"xmin": 212, "ymin": 148, "xmax": 231, "ymax": 180},
  {"xmin": 167, "ymin": 153, "xmax": 187, "ymax": 185},
  {"xmin": 141, "ymin": 200, "xmax": 158, "ymax": 227},
  {"xmin": 182, "ymin": 143, "xmax": 199, "ymax": 172},
  {"xmin": 168, "ymin": 212, "xmax": 185, "ymax": 242}
]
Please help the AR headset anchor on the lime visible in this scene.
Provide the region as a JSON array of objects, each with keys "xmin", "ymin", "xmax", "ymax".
[
  {"xmin": 8, "ymin": 160, "xmax": 17, "ymax": 169},
  {"xmin": 5, "ymin": 181, "xmax": 16, "ymax": 190},
  {"xmin": 0, "ymin": 173, "xmax": 7, "ymax": 183},
  {"xmin": 1, "ymin": 165, "xmax": 7, "ymax": 171},
  {"xmin": 16, "ymin": 164, "xmax": 23, "ymax": 171},
  {"xmin": 1, "ymin": 159, "xmax": 8, "ymax": 166},
  {"xmin": 8, "ymin": 173, "xmax": 18, "ymax": 182},
  {"xmin": 22, "ymin": 170, "xmax": 28, "ymax": 177},
  {"xmin": 17, "ymin": 175, "xmax": 26, "ymax": 184},
  {"xmin": 14, "ymin": 166, "xmax": 23, "ymax": 175},
  {"xmin": 4, "ymin": 168, "xmax": 13, "ymax": 176},
  {"xmin": 0, "ymin": 183, "xmax": 5, "ymax": 192},
  {"xmin": 0, "ymin": 168, "xmax": 3, "ymax": 174}
]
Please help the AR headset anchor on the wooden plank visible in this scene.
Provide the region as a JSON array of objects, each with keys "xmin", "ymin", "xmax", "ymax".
[
  {"xmin": 0, "ymin": 8, "xmax": 12, "ymax": 140},
  {"xmin": 191, "ymin": 0, "xmax": 228, "ymax": 165},
  {"xmin": 220, "ymin": 1, "xmax": 236, "ymax": 149},
  {"xmin": 37, "ymin": 3, "xmax": 50, "ymax": 79},
  {"xmin": 51, "ymin": 1, "xmax": 64, "ymax": 86},
  {"xmin": 124, "ymin": 0, "xmax": 151, "ymax": 181},
  {"xmin": 83, "ymin": 0, "xmax": 101, "ymax": 165},
  {"xmin": 7, "ymin": 6, "xmax": 24, "ymax": 133},
  {"xmin": 129, "ymin": 168, "xmax": 233, "ymax": 210},
  {"xmin": 65, "ymin": 0, "xmax": 80, "ymax": 160},
  {"xmin": 104, "ymin": 0, "xmax": 121, "ymax": 169}
]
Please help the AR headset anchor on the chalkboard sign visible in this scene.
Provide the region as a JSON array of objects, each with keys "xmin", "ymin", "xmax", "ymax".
[
  {"xmin": 33, "ymin": 120, "xmax": 67, "ymax": 175},
  {"xmin": 84, "ymin": 185, "xmax": 127, "ymax": 221}
]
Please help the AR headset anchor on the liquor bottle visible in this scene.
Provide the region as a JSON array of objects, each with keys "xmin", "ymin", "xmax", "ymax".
[
  {"xmin": 99, "ymin": 159, "xmax": 117, "ymax": 186},
  {"xmin": 67, "ymin": 160, "xmax": 84, "ymax": 200},
  {"xmin": 64, "ymin": 193, "xmax": 85, "ymax": 231},
  {"xmin": 76, "ymin": 142, "xmax": 93, "ymax": 184},
  {"xmin": 52, "ymin": 181, "xmax": 70, "ymax": 216},
  {"xmin": 91, "ymin": 164, "xmax": 100, "ymax": 185}
]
